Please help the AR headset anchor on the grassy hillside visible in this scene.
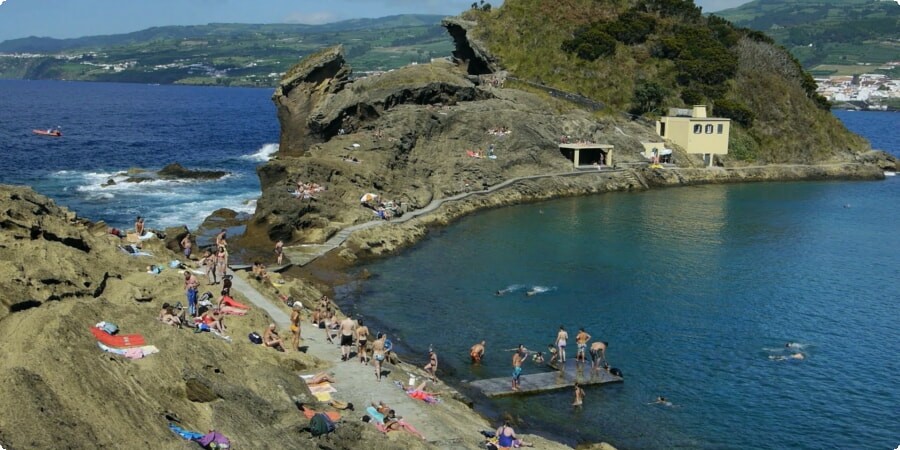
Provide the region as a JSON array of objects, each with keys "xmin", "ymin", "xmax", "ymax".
[
  {"xmin": 461, "ymin": 0, "xmax": 869, "ymax": 163},
  {"xmin": 715, "ymin": 0, "xmax": 900, "ymax": 73},
  {"xmin": 0, "ymin": 15, "xmax": 454, "ymax": 86}
]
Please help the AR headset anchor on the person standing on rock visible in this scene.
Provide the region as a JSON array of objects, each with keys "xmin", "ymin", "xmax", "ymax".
[
  {"xmin": 215, "ymin": 246, "xmax": 228, "ymax": 283},
  {"xmin": 203, "ymin": 249, "xmax": 218, "ymax": 285},
  {"xmin": 215, "ymin": 228, "xmax": 227, "ymax": 248},
  {"xmin": 372, "ymin": 333, "xmax": 387, "ymax": 382},
  {"xmin": 180, "ymin": 232, "xmax": 193, "ymax": 259},
  {"xmin": 424, "ymin": 350, "xmax": 439, "ymax": 382},
  {"xmin": 134, "ymin": 216, "xmax": 145, "ymax": 236},
  {"xmin": 290, "ymin": 303, "xmax": 303, "ymax": 352},
  {"xmin": 183, "ymin": 270, "xmax": 199, "ymax": 317},
  {"xmin": 356, "ymin": 320, "xmax": 370, "ymax": 364},
  {"xmin": 274, "ymin": 240, "xmax": 284, "ymax": 265},
  {"xmin": 339, "ymin": 316, "xmax": 357, "ymax": 361}
]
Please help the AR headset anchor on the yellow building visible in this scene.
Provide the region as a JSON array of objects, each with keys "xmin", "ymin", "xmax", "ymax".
[{"xmin": 656, "ymin": 105, "xmax": 730, "ymax": 166}]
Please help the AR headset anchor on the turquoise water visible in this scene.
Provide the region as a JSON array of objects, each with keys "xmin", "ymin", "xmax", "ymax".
[{"xmin": 339, "ymin": 172, "xmax": 899, "ymax": 445}]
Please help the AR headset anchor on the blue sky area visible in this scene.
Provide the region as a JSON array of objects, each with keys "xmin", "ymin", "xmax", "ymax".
[{"xmin": 0, "ymin": 0, "xmax": 750, "ymax": 43}]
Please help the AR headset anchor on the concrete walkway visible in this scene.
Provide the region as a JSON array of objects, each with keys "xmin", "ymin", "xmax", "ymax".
[
  {"xmin": 283, "ymin": 167, "xmax": 629, "ymax": 266},
  {"xmin": 229, "ymin": 272, "xmax": 472, "ymax": 447}
]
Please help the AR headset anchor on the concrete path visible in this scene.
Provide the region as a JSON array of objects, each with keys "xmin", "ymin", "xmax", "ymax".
[
  {"xmin": 283, "ymin": 167, "xmax": 628, "ymax": 266},
  {"xmin": 229, "ymin": 273, "xmax": 471, "ymax": 447}
]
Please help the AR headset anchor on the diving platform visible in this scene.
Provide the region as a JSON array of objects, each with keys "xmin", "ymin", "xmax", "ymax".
[{"xmin": 469, "ymin": 360, "xmax": 623, "ymax": 397}]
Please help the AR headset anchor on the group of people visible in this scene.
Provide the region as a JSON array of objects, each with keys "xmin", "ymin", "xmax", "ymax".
[
  {"xmin": 487, "ymin": 126, "xmax": 511, "ymax": 137},
  {"xmin": 292, "ymin": 180, "xmax": 326, "ymax": 200}
]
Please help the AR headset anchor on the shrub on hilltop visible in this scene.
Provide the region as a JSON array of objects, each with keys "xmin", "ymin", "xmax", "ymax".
[{"xmin": 462, "ymin": 0, "xmax": 869, "ymax": 163}]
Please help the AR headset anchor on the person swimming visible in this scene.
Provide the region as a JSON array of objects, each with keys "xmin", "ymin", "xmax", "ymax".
[{"xmin": 650, "ymin": 396, "xmax": 673, "ymax": 407}]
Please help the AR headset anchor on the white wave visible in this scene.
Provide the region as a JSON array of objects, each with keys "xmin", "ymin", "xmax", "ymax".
[
  {"xmin": 526, "ymin": 286, "xmax": 556, "ymax": 296},
  {"xmin": 496, "ymin": 284, "xmax": 526, "ymax": 295},
  {"xmin": 885, "ymin": 171, "xmax": 896, "ymax": 177},
  {"xmin": 240, "ymin": 143, "xmax": 279, "ymax": 162},
  {"xmin": 148, "ymin": 193, "xmax": 259, "ymax": 229}
]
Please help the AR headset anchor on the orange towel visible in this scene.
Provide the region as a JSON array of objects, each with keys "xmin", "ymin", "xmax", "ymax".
[
  {"xmin": 301, "ymin": 406, "xmax": 340, "ymax": 422},
  {"xmin": 90, "ymin": 327, "xmax": 146, "ymax": 348}
]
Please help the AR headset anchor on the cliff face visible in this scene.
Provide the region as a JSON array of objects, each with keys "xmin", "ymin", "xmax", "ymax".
[
  {"xmin": 256, "ymin": 46, "xmax": 680, "ymax": 244},
  {"xmin": 0, "ymin": 185, "xmax": 399, "ymax": 450},
  {"xmin": 253, "ymin": 4, "xmax": 896, "ymax": 247}
]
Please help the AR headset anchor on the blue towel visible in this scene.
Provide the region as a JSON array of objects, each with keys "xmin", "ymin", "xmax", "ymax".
[{"xmin": 168, "ymin": 422, "xmax": 204, "ymax": 441}]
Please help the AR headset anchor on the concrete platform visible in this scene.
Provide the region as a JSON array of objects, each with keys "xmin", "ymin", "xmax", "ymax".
[{"xmin": 469, "ymin": 360, "xmax": 623, "ymax": 397}]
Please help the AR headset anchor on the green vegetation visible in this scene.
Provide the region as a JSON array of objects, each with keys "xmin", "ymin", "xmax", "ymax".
[
  {"xmin": 715, "ymin": 0, "xmax": 900, "ymax": 69},
  {"xmin": 0, "ymin": 15, "xmax": 454, "ymax": 87},
  {"xmin": 462, "ymin": 0, "xmax": 869, "ymax": 163}
]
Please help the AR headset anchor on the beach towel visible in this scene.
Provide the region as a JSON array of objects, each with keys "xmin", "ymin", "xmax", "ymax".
[
  {"xmin": 168, "ymin": 423, "xmax": 204, "ymax": 441},
  {"xmin": 98, "ymin": 343, "xmax": 159, "ymax": 359},
  {"xmin": 90, "ymin": 327, "xmax": 146, "ymax": 348},
  {"xmin": 366, "ymin": 406, "xmax": 385, "ymax": 424},
  {"xmin": 313, "ymin": 391, "xmax": 333, "ymax": 402},
  {"xmin": 308, "ymin": 383, "xmax": 337, "ymax": 395},
  {"xmin": 220, "ymin": 296, "xmax": 250, "ymax": 310},
  {"xmin": 301, "ymin": 406, "xmax": 341, "ymax": 422},
  {"xmin": 119, "ymin": 245, "xmax": 153, "ymax": 257}
]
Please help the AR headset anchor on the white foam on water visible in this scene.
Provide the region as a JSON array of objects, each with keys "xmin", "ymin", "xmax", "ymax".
[
  {"xmin": 149, "ymin": 193, "xmax": 259, "ymax": 229},
  {"xmin": 240, "ymin": 143, "xmax": 279, "ymax": 162}
]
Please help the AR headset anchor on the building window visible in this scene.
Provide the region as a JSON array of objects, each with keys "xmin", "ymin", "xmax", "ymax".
[
  {"xmin": 705, "ymin": 124, "xmax": 713, "ymax": 134},
  {"xmin": 693, "ymin": 124, "xmax": 702, "ymax": 134},
  {"xmin": 717, "ymin": 124, "xmax": 724, "ymax": 134}
]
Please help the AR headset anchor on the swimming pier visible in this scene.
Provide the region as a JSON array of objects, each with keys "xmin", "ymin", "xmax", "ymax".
[{"xmin": 469, "ymin": 360, "xmax": 623, "ymax": 397}]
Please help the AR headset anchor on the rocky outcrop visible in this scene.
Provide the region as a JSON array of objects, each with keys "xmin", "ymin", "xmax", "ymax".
[
  {"xmin": 0, "ymin": 186, "xmax": 121, "ymax": 317},
  {"xmin": 157, "ymin": 162, "xmax": 228, "ymax": 180},
  {"xmin": 442, "ymin": 17, "xmax": 501, "ymax": 75},
  {"xmin": 255, "ymin": 49, "xmax": 675, "ymax": 244}
]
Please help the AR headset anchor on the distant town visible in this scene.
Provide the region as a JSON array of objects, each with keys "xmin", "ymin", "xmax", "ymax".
[{"xmin": 815, "ymin": 61, "xmax": 900, "ymax": 111}]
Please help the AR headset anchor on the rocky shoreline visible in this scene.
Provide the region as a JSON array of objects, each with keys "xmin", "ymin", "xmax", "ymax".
[{"xmin": 305, "ymin": 163, "xmax": 887, "ymax": 263}]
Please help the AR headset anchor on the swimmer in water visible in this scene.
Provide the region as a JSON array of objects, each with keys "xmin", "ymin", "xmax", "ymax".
[{"xmin": 648, "ymin": 396, "xmax": 672, "ymax": 407}]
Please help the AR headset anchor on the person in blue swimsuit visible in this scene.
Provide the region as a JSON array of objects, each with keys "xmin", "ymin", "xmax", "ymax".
[
  {"xmin": 496, "ymin": 421, "xmax": 516, "ymax": 448},
  {"xmin": 511, "ymin": 344, "xmax": 527, "ymax": 391}
]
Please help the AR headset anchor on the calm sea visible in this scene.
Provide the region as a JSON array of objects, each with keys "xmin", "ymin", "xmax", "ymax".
[
  {"xmin": 2, "ymin": 81, "xmax": 897, "ymax": 449},
  {"xmin": 338, "ymin": 111, "xmax": 900, "ymax": 449}
]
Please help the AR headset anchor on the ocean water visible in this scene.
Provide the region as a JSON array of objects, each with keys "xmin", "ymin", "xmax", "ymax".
[
  {"xmin": 0, "ymin": 79, "xmax": 278, "ymax": 233},
  {"xmin": 338, "ymin": 112, "xmax": 900, "ymax": 448},
  {"xmin": 2, "ymin": 80, "xmax": 897, "ymax": 449}
]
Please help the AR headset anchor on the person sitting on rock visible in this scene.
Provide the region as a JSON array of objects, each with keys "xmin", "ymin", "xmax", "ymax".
[
  {"xmin": 158, "ymin": 302, "xmax": 182, "ymax": 328},
  {"xmin": 263, "ymin": 323, "xmax": 285, "ymax": 352}
]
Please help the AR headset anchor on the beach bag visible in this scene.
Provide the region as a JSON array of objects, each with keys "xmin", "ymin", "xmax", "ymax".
[
  {"xmin": 169, "ymin": 260, "xmax": 182, "ymax": 269},
  {"xmin": 199, "ymin": 291, "xmax": 214, "ymax": 303},
  {"xmin": 309, "ymin": 412, "xmax": 335, "ymax": 437},
  {"xmin": 248, "ymin": 332, "xmax": 263, "ymax": 345},
  {"xmin": 100, "ymin": 322, "xmax": 119, "ymax": 335}
]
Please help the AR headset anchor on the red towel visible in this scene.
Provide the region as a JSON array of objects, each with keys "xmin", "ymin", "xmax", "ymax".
[
  {"xmin": 90, "ymin": 327, "xmax": 146, "ymax": 348},
  {"xmin": 221, "ymin": 295, "xmax": 250, "ymax": 310}
]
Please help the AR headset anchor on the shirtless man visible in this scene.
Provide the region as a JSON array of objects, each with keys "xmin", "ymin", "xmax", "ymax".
[
  {"xmin": 339, "ymin": 316, "xmax": 357, "ymax": 361},
  {"xmin": 372, "ymin": 333, "xmax": 387, "ymax": 382},
  {"xmin": 215, "ymin": 228, "xmax": 227, "ymax": 248},
  {"xmin": 511, "ymin": 344, "xmax": 527, "ymax": 391},
  {"xmin": 424, "ymin": 350, "xmax": 438, "ymax": 382},
  {"xmin": 470, "ymin": 340, "xmax": 486, "ymax": 363},
  {"xmin": 590, "ymin": 341, "xmax": 608, "ymax": 371},
  {"xmin": 134, "ymin": 216, "xmax": 145, "ymax": 236},
  {"xmin": 263, "ymin": 323, "xmax": 285, "ymax": 352},
  {"xmin": 274, "ymin": 240, "xmax": 284, "ymax": 265},
  {"xmin": 203, "ymin": 250, "xmax": 218, "ymax": 285},
  {"xmin": 555, "ymin": 326, "xmax": 569, "ymax": 364},
  {"xmin": 356, "ymin": 320, "xmax": 370, "ymax": 364},
  {"xmin": 180, "ymin": 232, "xmax": 193, "ymax": 259},
  {"xmin": 575, "ymin": 327, "xmax": 592, "ymax": 362},
  {"xmin": 183, "ymin": 270, "xmax": 199, "ymax": 317},
  {"xmin": 572, "ymin": 382, "xmax": 585, "ymax": 406},
  {"xmin": 290, "ymin": 303, "xmax": 303, "ymax": 352}
]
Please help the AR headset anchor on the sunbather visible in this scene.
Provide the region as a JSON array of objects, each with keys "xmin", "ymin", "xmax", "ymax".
[
  {"xmin": 383, "ymin": 415, "xmax": 425, "ymax": 440},
  {"xmin": 263, "ymin": 323, "xmax": 285, "ymax": 351},
  {"xmin": 158, "ymin": 302, "xmax": 182, "ymax": 328},
  {"xmin": 217, "ymin": 291, "xmax": 249, "ymax": 315},
  {"xmin": 306, "ymin": 372, "xmax": 335, "ymax": 385},
  {"xmin": 405, "ymin": 381, "xmax": 440, "ymax": 403},
  {"xmin": 199, "ymin": 308, "xmax": 226, "ymax": 334}
]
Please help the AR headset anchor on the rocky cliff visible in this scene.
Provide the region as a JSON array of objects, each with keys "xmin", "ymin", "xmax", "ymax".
[
  {"xmin": 0, "ymin": 185, "xmax": 432, "ymax": 450},
  {"xmin": 250, "ymin": 34, "xmax": 894, "ymax": 247},
  {"xmin": 252, "ymin": 45, "xmax": 698, "ymax": 245}
]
